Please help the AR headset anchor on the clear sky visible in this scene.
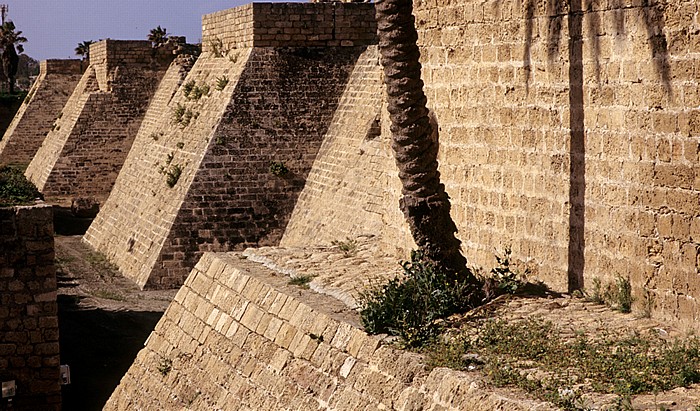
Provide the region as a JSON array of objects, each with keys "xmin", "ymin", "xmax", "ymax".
[{"xmin": 9, "ymin": 0, "xmax": 296, "ymax": 61}]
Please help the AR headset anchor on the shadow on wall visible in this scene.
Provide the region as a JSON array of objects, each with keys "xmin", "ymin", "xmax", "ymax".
[{"xmin": 493, "ymin": 0, "xmax": 672, "ymax": 292}]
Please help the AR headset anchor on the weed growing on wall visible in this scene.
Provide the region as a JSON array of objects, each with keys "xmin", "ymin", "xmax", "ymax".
[
  {"xmin": 331, "ymin": 238, "xmax": 358, "ymax": 257},
  {"xmin": 157, "ymin": 357, "xmax": 172, "ymax": 376},
  {"xmin": 158, "ymin": 153, "xmax": 183, "ymax": 188},
  {"xmin": 288, "ymin": 275, "xmax": 315, "ymax": 288},
  {"xmin": 269, "ymin": 161, "xmax": 289, "ymax": 176},
  {"xmin": 0, "ymin": 165, "xmax": 42, "ymax": 206},
  {"xmin": 209, "ymin": 37, "xmax": 225, "ymax": 58},
  {"xmin": 215, "ymin": 76, "xmax": 229, "ymax": 91}
]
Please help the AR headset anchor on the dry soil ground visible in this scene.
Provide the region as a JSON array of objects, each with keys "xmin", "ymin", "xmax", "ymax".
[{"xmin": 55, "ymin": 234, "xmax": 175, "ymax": 410}]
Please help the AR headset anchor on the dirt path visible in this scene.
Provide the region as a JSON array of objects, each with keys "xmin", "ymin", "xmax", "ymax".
[{"xmin": 55, "ymin": 235, "xmax": 176, "ymax": 411}]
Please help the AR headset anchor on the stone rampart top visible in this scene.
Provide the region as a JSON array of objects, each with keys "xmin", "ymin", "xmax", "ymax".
[
  {"xmin": 41, "ymin": 59, "xmax": 84, "ymax": 75},
  {"xmin": 89, "ymin": 40, "xmax": 155, "ymax": 67},
  {"xmin": 202, "ymin": 2, "xmax": 377, "ymax": 51}
]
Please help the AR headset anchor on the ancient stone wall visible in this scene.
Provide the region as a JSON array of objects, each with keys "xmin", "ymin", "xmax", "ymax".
[
  {"xmin": 0, "ymin": 60, "xmax": 84, "ymax": 167},
  {"xmin": 0, "ymin": 205, "xmax": 60, "ymax": 411},
  {"xmin": 104, "ymin": 253, "xmax": 549, "ymax": 411},
  {"xmin": 284, "ymin": 0, "xmax": 700, "ymax": 327},
  {"xmin": 280, "ymin": 46, "xmax": 399, "ymax": 247},
  {"xmin": 84, "ymin": 3, "xmax": 377, "ymax": 290},
  {"xmin": 201, "ymin": 2, "xmax": 376, "ymax": 50},
  {"xmin": 24, "ymin": 40, "xmax": 179, "ymax": 203}
]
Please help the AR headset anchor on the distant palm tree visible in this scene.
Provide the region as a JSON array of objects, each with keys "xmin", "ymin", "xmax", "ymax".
[
  {"xmin": 148, "ymin": 26, "xmax": 168, "ymax": 46},
  {"xmin": 0, "ymin": 21, "xmax": 27, "ymax": 94},
  {"xmin": 75, "ymin": 40, "xmax": 94, "ymax": 60}
]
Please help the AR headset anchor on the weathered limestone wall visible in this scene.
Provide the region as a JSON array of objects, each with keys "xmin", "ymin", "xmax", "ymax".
[
  {"xmin": 24, "ymin": 40, "xmax": 178, "ymax": 203},
  {"xmin": 280, "ymin": 46, "xmax": 400, "ymax": 246},
  {"xmin": 84, "ymin": 3, "xmax": 377, "ymax": 290},
  {"xmin": 104, "ymin": 253, "xmax": 549, "ymax": 410},
  {"xmin": 202, "ymin": 2, "xmax": 376, "ymax": 50},
  {"xmin": 285, "ymin": 0, "xmax": 700, "ymax": 327},
  {"xmin": 0, "ymin": 60, "xmax": 84, "ymax": 167},
  {"xmin": 0, "ymin": 205, "xmax": 60, "ymax": 410}
]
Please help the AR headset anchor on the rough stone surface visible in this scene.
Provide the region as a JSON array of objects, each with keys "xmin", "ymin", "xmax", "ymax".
[
  {"xmin": 0, "ymin": 60, "xmax": 84, "ymax": 167},
  {"xmin": 282, "ymin": 0, "xmax": 700, "ymax": 330},
  {"xmin": 104, "ymin": 252, "xmax": 553, "ymax": 411},
  {"xmin": 0, "ymin": 204, "xmax": 60, "ymax": 410},
  {"xmin": 84, "ymin": 3, "xmax": 378, "ymax": 290},
  {"xmin": 24, "ymin": 40, "xmax": 180, "ymax": 203}
]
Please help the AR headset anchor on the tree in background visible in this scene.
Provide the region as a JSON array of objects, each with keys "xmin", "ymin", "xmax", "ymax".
[
  {"xmin": 0, "ymin": 21, "xmax": 27, "ymax": 94},
  {"xmin": 375, "ymin": 0, "xmax": 475, "ymax": 283},
  {"xmin": 75, "ymin": 40, "xmax": 94, "ymax": 60},
  {"xmin": 148, "ymin": 26, "xmax": 168, "ymax": 46}
]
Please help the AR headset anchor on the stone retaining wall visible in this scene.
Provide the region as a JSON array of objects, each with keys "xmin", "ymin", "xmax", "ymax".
[
  {"xmin": 24, "ymin": 40, "xmax": 180, "ymax": 203},
  {"xmin": 104, "ymin": 253, "xmax": 551, "ymax": 411},
  {"xmin": 0, "ymin": 204, "xmax": 60, "ymax": 411},
  {"xmin": 0, "ymin": 59, "xmax": 83, "ymax": 167},
  {"xmin": 284, "ymin": 0, "xmax": 700, "ymax": 329},
  {"xmin": 84, "ymin": 2, "xmax": 377, "ymax": 290}
]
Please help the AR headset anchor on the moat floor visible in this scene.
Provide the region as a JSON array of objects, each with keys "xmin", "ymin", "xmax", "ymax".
[{"xmin": 55, "ymin": 235, "xmax": 175, "ymax": 410}]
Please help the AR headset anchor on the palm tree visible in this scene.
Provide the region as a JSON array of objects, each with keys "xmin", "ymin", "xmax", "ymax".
[
  {"xmin": 0, "ymin": 21, "xmax": 27, "ymax": 94},
  {"xmin": 375, "ymin": 0, "xmax": 475, "ymax": 282},
  {"xmin": 75, "ymin": 40, "xmax": 94, "ymax": 60},
  {"xmin": 148, "ymin": 26, "xmax": 168, "ymax": 46}
]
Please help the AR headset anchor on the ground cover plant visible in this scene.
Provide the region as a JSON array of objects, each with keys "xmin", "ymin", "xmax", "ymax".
[
  {"xmin": 0, "ymin": 164, "xmax": 41, "ymax": 206},
  {"xmin": 359, "ymin": 250, "xmax": 700, "ymax": 409},
  {"xmin": 427, "ymin": 316, "xmax": 700, "ymax": 410}
]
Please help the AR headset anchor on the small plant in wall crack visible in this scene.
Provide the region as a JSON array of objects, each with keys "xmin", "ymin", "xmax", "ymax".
[
  {"xmin": 215, "ymin": 75, "xmax": 229, "ymax": 91},
  {"xmin": 209, "ymin": 37, "xmax": 225, "ymax": 58},
  {"xmin": 183, "ymin": 81, "xmax": 209, "ymax": 101},
  {"xmin": 269, "ymin": 161, "xmax": 289, "ymax": 177},
  {"xmin": 172, "ymin": 103, "xmax": 199, "ymax": 127},
  {"xmin": 157, "ymin": 357, "xmax": 172, "ymax": 376},
  {"xmin": 158, "ymin": 153, "xmax": 184, "ymax": 188}
]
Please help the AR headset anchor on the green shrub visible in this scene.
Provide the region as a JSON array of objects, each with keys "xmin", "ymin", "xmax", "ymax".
[
  {"xmin": 359, "ymin": 251, "xmax": 481, "ymax": 347},
  {"xmin": 0, "ymin": 165, "xmax": 42, "ymax": 206}
]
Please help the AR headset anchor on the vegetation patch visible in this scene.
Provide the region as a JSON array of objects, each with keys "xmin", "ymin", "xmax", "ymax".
[
  {"xmin": 427, "ymin": 317, "xmax": 700, "ymax": 410},
  {"xmin": 581, "ymin": 275, "xmax": 633, "ymax": 313},
  {"xmin": 288, "ymin": 275, "xmax": 315, "ymax": 288},
  {"xmin": 269, "ymin": 161, "xmax": 289, "ymax": 177},
  {"xmin": 158, "ymin": 153, "xmax": 184, "ymax": 188},
  {"xmin": 359, "ymin": 251, "xmax": 484, "ymax": 347},
  {"xmin": 331, "ymin": 238, "xmax": 358, "ymax": 257},
  {"xmin": 209, "ymin": 37, "xmax": 225, "ymax": 58},
  {"xmin": 157, "ymin": 357, "xmax": 172, "ymax": 377},
  {"xmin": 0, "ymin": 165, "xmax": 42, "ymax": 206},
  {"xmin": 215, "ymin": 75, "xmax": 229, "ymax": 91}
]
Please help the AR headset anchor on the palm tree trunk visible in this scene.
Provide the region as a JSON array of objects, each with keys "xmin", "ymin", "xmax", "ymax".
[{"xmin": 376, "ymin": 0, "xmax": 473, "ymax": 282}]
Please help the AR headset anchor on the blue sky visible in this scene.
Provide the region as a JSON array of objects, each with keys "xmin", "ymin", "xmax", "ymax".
[{"xmin": 10, "ymin": 1, "xmax": 295, "ymax": 61}]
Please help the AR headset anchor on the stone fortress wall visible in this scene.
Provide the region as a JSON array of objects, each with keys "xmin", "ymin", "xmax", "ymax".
[
  {"xmin": 0, "ymin": 59, "xmax": 84, "ymax": 167},
  {"xmin": 24, "ymin": 40, "xmax": 180, "ymax": 203},
  {"xmin": 102, "ymin": 0, "xmax": 700, "ymax": 409},
  {"xmin": 84, "ymin": 2, "xmax": 377, "ymax": 289},
  {"xmin": 104, "ymin": 253, "xmax": 548, "ymax": 411},
  {"xmin": 0, "ymin": 205, "xmax": 60, "ymax": 411},
  {"xmin": 286, "ymin": 0, "xmax": 700, "ymax": 328}
]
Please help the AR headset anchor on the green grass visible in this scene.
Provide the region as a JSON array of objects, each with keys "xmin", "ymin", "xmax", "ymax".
[
  {"xmin": 92, "ymin": 289, "xmax": 127, "ymax": 302},
  {"xmin": 426, "ymin": 317, "xmax": 700, "ymax": 410}
]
